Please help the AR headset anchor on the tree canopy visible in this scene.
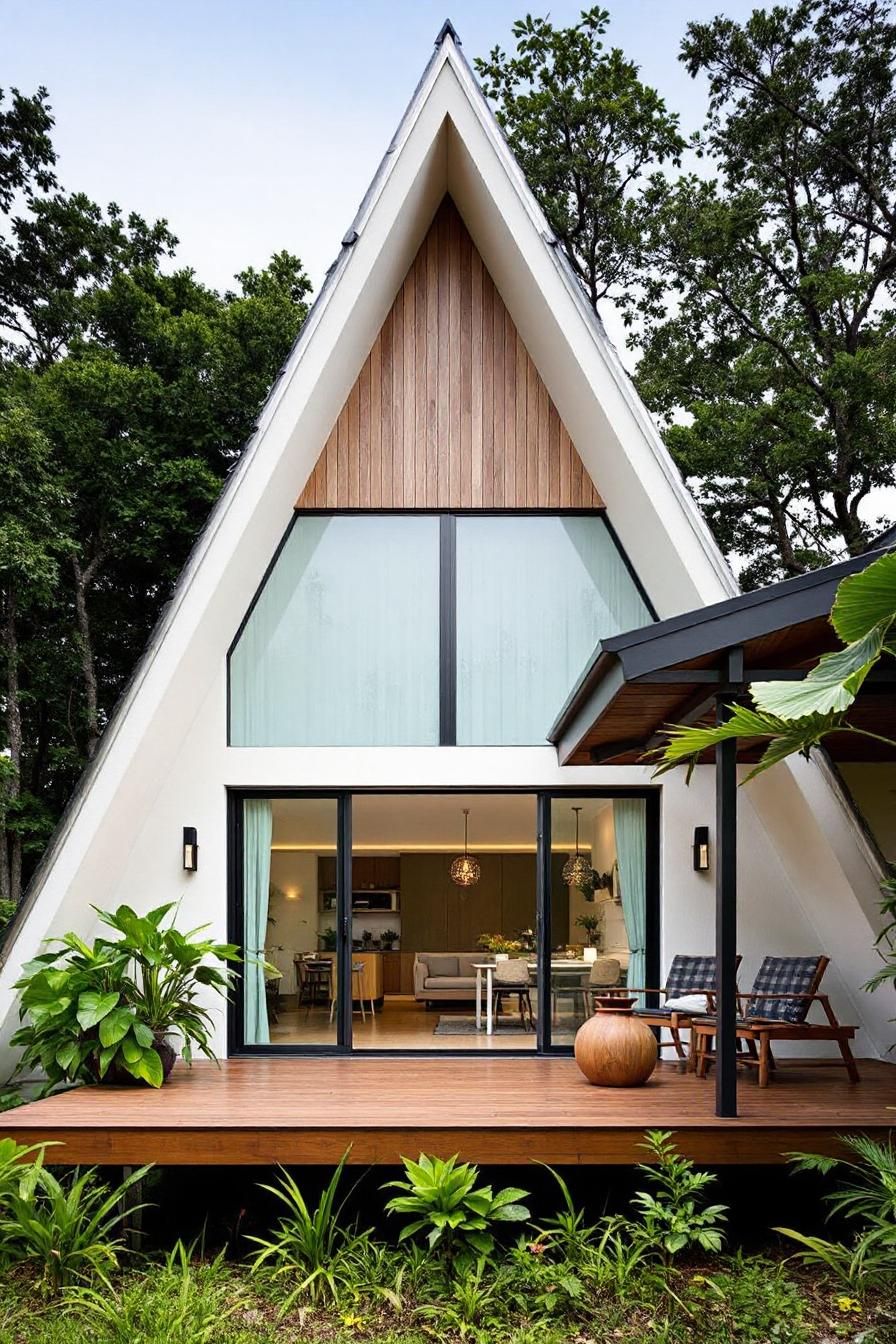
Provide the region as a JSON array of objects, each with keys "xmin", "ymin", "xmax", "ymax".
[
  {"xmin": 0, "ymin": 85, "xmax": 310, "ymax": 901},
  {"xmin": 479, "ymin": 0, "xmax": 896, "ymax": 588}
]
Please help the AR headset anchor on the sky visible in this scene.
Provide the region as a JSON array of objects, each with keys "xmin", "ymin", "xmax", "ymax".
[{"xmin": 2, "ymin": 0, "xmax": 762, "ymax": 302}]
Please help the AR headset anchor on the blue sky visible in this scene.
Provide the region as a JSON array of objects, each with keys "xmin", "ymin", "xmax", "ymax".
[{"xmin": 3, "ymin": 0, "xmax": 761, "ymax": 297}]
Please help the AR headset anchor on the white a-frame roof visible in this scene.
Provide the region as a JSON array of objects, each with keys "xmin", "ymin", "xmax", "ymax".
[{"xmin": 0, "ymin": 23, "xmax": 741, "ymax": 1053}]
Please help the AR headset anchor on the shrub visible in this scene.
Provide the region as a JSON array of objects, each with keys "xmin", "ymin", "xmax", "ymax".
[
  {"xmin": 683, "ymin": 1254, "xmax": 810, "ymax": 1344},
  {"xmin": 247, "ymin": 1150, "xmax": 374, "ymax": 1310},
  {"xmin": 0, "ymin": 1161, "xmax": 151, "ymax": 1294},
  {"xmin": 625, "ymin": 1130, "xmax": 727, "ymax": 1261},
  {"xmin": 775, "ymin": 1133, "xmax": 896, "ymax": 1290},
  {"xmin": 12, "ymin": 904, "xmax": 238, "ymax": 1089},
  {"xmin": 383, "ymin": 1153, "xmax": 529, "ymax": 1271}
]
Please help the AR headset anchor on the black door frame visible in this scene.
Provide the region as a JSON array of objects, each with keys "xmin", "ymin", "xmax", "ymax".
[{"xmin": 227, "ymin": 785, "xmax": 661, "ymax": 1057}]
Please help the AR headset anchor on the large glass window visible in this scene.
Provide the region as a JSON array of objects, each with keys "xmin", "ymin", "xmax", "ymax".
[
  {"xmin": 456, "ymin": 516, "xmax": 651, "ymax": 744},
  {"xmin": 230, "ymin": 512, "xmax": 651, "ymax": 747},
  {"xmin": 230, "ymin": 515, "xmax": 440, "ymax": 746}
]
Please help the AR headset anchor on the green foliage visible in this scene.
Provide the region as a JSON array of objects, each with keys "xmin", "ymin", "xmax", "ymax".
[
  {"xmin": 247, "ymin": 1151, "xmax": 375, "ymax": 1310},
  {"xmin": 383, "ymin": 1153, "xmax": 529, "ymax": 1269},
  {"xmin": 0, "ymin": 1160, "xmax": 150, "ymax": 1294},
  {"xmin": 627, "ymin": 1131, "xmax": 727, "ymax": 1261},
  {"xmin": 636, "ymin": 0, "xmax": 896, "ymax": 584},
  {"xmin": 415, "ymin": 1259, "xmax": 514, "ymax": 1341},
  {"xmin": 475, "ymin": 8, "xmax": 683, "ymax": 314},
  {"xmin": 653, "ymin": 549, "xmax": 896, "ymax": 780},
  {"xmin": 0, "ymin": 84, "xmax": 309, "ymax": 894},
  {"xmin": 64, "ymin": 1241, "xmax": 246, "ymax": 1344},
  {"xmin": 776, "ymin": 1134, "xmax": 896, "ymax": 1289},
  {"xmin": 11, "ymin": 903, "xmax": 239, "ymax": 1087},
  {"xmin": 682, "ymin": 1255, "xmax": 809, "ymax": 1344}
]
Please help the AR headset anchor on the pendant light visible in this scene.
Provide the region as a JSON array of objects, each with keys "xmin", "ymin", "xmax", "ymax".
[
  {"xmin": 450, "ymin": 808, "xmax": 480, "ymax": 887},
  {"xmin": 562, "ymin": 806, "xmax": 592, "ymax": 886}
]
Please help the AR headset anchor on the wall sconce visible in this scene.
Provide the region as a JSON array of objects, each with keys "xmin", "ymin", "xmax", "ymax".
[
  {"xmin": 693, "ymin": 826, "xmax": 710, "ymax": 872},
  {"xmin": 182, "ymin": 826, "xmax": 198, "ymax": 872}
]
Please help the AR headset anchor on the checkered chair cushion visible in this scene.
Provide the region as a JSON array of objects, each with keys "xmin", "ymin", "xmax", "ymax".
[
  {"xmin": 665, "ymin": 956, "xmax": 717, "ymax": 999},
  {"xmin": 746, "ymin": 957, "xmax": 821, "ymax": 1023}
]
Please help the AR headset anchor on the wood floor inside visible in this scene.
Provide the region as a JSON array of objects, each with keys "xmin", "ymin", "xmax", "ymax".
[
  {"xmin": 270, "ymin": 996, "xmax": 545, "ymax": 1050},
  {"xmin": 5, "ymin": 1056, "xmax": 894, "ymax": 1167}
]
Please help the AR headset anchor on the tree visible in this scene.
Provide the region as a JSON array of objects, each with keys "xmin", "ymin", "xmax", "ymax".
[
  {"xmin": 479, "ymin": 4, "xmax": 896, "ymax": 585},
  {"xmin": 0, "ymin": 88, "xmax": 311, "ymax": 889},
  {"xmin": 475, "ymin": 7, "xmax": 684, "ymax": 315},
  {"xmin": 638, "ymin": 0, "xmax": 896, "ymax": 585},
  {"xmin": 0, "ymin": 398, "xmax": 68, "ymax": 903}
]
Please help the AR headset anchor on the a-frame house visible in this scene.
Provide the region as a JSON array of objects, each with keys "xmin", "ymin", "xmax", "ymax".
[{"xmin": 0, "ymin": 24, "xmax": 891, "ymax": 1138}]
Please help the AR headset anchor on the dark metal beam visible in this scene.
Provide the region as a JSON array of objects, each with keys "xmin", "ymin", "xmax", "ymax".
[
  {"xmin": 589, "ymin": 739, "xmax": 646, "ymax": 763},
  {"xmin": 715, "ymin": 652, "xmax": 740, "ymax": 1118}
]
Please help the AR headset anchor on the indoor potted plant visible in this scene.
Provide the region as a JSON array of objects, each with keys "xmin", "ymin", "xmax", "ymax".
[
  {"xmin": 477, "ymin": 933, "xmax": 524, "ymax": 961},
  {"xmin": 379, "ymin": 928, "xmax": 400, "ymax": 950},
  {"xmin": 12, "ymin": 903, "xmax": 239, "ymax": 1090}
]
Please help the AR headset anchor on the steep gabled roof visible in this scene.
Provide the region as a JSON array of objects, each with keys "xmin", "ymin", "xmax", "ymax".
[{"xmin": 0, "ymin": 21, "xmax": 738, "ymax": 988}]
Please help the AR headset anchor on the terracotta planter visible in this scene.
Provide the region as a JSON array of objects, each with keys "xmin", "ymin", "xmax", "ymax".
[{"xmin": 574, "ymin": 996, "xmax": 657, "ymax": 1087}]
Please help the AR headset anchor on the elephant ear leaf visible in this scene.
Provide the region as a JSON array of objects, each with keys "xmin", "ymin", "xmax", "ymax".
[
  {"xmin": 76, "ymin": 991, "xmax": 119, "ymax": 1031},
  {"xmin": 753, "ymin": 622, "xmax": 888, "ymax": 719},
  {"xmin": 831, "ymin": 550, "xmax": 896, "ymax": 645}
]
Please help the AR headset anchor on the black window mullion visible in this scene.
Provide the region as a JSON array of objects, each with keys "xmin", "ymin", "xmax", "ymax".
[
  {"xmin": 439, "ymin": 514, "xmax": 457, "ymax": 745},
  {"xmin": 337, "ymin": 794, "xmax": 353, "ymax": 1051},
  {"xmin": 536, "ymin": 793, "xmax": 552, "ymax": 1053}
]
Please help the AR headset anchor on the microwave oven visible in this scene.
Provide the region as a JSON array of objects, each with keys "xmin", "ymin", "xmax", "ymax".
[{"xmin": 319, "ymin": 890, "xmax": 399, "ymax": 913}]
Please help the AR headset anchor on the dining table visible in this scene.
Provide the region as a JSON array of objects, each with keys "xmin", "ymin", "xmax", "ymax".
[{"xmin": 472, "ymin": 959, "xmax": 590, "ymax": 1035}]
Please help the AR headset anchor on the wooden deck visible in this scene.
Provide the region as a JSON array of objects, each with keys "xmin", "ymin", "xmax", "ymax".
[{"xmin": 4, "ymin": 1057, "xmax": 894, "ymax": 1166}]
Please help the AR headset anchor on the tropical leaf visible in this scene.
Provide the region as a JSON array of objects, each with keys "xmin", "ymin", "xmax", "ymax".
[
  {"xmin": 753, "ymin": 622, "xmax": 888, "ymax": 718},
  {"xmin": 75, "ymin": 992, "xmax": 119, "ymax": 1031},
  {"xmin": 832, "ymin": 550, "xmax": 896, "ymax": 644}
]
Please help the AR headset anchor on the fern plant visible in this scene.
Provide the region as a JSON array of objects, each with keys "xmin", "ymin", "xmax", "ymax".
[
  {"xmin": 383, "ymin": 1153, "xmax": 529, "ymax": 1270},
  {"xmin": 775, "ymin": 1134, "xmax": 896, "ymax": 1289}
]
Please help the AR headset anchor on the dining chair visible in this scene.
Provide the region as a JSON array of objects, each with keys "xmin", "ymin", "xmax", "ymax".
[{"xmin": 493, "ymin": 958, "xmax": 535, "ymax": 1031}]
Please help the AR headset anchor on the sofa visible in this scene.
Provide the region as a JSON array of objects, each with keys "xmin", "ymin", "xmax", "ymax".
[{"xmin": 413, "ymin": 952, "xmax": 491, "ymax": 1004}]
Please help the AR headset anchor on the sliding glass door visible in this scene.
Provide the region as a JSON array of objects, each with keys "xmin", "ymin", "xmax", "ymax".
[{"xmin": 229, "ymin": 789, "xmax": 658, "ymax": 1055}]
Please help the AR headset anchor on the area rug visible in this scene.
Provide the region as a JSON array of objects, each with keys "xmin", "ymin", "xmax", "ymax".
[{"xmin": 433, "ymin": 1015, "xmax": 580, "ymax": 1036}]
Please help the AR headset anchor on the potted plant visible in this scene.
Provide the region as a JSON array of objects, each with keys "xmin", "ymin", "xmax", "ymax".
[
  {"xmin": 477, "ymin": 933, "xmax": 524, "ymax": 961},
  {"xmin": 12, "ymin": 903, "xmax": 239, "ymax": 1090},
  {"xmin": 575, "ymin": 914, "xmax": 602, "ymax": 949},
  {"xmin": 379, "ymin": 928, "xmax": 400, "ymax": 950},
  {"xmin": 316, "ymin": 926, "xmax": 337, "ymax": 952}
]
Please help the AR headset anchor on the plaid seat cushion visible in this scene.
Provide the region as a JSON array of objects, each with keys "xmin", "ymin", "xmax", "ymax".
[
  {"xmin": 665, "ymin": 955, "xmax": 717, "ymax": 999},
  {"xmin": 746, "ymin": 956, "xmax": 821, "ymax": 1023}
]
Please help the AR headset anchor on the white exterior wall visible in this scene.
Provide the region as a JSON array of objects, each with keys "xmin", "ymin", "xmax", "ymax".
[
  {"xmin": 1, "ymin": 645, "xmax": 887, "ymax": 1074},
  {"xmin": 0, "ymin": 33, "xmax": 891, "ymax": 1076}
]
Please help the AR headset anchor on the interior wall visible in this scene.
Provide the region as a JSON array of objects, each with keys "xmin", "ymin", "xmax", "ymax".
[{"xmin": 267, "ymin": 852, "xmax": 320, "ymax": 991}]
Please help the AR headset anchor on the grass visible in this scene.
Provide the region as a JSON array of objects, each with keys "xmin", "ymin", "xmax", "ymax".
[{"xmin": 0, "ymin": 1255, "xmax": 892, "ymax": 1344}]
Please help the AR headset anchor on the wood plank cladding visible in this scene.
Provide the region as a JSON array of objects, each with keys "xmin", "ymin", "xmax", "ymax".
[{"xmin": 297, "ymin": 196, "xmax": 602, "ymax": 510}]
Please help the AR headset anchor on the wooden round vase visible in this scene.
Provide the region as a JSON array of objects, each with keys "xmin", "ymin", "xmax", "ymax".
[{"xmin": 574, "ymin": 996, "xmax": 657, "ymax": 1087}]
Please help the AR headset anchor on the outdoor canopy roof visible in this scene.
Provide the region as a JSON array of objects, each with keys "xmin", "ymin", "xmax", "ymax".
[{"xmin": 550, "ymin": 547, "xmax": 896, "ymax": 768}]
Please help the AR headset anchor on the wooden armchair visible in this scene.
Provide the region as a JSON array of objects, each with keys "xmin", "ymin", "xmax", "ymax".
[
  {"xmin": 691, "ymin": 955, "xmax": 860, "ymax": 1086},
  {"xmin": 618, "ymin": 954, "xmax": 741, "ymax": 1071}
]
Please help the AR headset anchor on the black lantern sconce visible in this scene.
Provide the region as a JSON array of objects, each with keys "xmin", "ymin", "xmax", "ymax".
[
  {"xmin": 692, "ymin": 826, "xmax": 710, "ymax": 872},
  {"xmin": 183, "ymin": 826, "xmax": 198, "ymax": 872}
]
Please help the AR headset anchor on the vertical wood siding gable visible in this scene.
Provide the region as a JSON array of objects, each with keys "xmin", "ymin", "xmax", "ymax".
[{"xmin": 296, "ymin": 197, "xmax": 603, "ymax": 510}]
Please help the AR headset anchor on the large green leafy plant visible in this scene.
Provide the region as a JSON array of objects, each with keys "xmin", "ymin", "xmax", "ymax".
[
  {"xmin": 12, "ymin": 902, "xmax": 238, "ymax": 1088},
  {"xmin": 654, "ymin": 549, "xmax": 896, "ymax": 1026},
  {"xmin": 384, "ymin": 1153, "xmax": 529, "ymax": 1270}
]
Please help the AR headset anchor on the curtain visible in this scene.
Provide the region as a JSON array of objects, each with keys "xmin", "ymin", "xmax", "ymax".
[
  {"xmin": 230, "ymin": 515, "xmax": 440, "ymax": 745},
  {"xmin": 243, "ymin": 798, "xmax": 273, "ymax": 1044},
  {"xmin": 456, "ymin": 516, "xmax": 651, "ymax": 744},
  {"xmin": 613, "ymin": 799, "xmax": 647, "ymax": 1005}
]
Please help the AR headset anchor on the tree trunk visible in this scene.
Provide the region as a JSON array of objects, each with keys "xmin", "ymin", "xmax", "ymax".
[
  {"xmin": 72, "ymin": 556, "xmax": 101, "ymax": 759},
  {"xmin": 2, "ymin": 586, "xmax": 22, "ymax": 905}
]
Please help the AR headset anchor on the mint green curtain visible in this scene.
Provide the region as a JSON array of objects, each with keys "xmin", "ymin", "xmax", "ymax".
[
  {"xmin": 613, "ymin": 799, "xmax": 647, "ymax": 1005},
  {"xmin": 243, "ymin": 799, "xmax": 273, "ymax": 1044}
]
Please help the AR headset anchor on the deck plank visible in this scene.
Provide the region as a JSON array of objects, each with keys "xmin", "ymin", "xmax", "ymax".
[{"xmin": 4, "ymin": 1058, "xmax": 894, "ymax": 1165}]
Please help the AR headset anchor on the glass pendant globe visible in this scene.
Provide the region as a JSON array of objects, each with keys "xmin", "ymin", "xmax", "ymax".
[
  {"xmin": 562, "ymin": 853, "xmax": 593, "ymax": 886},
  {"xmin": 450, "ymin": 854, "xmax": 481, "ymax": 887}
]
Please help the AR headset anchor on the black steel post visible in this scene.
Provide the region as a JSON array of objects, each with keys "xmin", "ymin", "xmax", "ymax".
[
  {"xmin": 714, "ymin": 697, "xmax": 739, "ymax": 1117},
  {"xmin": 337, "ymin": 794, "xmax": 353, "ymax": 1050},
  {"xmin": 536, "ymin": 794, "xmax": 551, "ymax": 1052}
]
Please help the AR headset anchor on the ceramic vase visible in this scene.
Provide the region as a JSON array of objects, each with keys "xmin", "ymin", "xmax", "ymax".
[{"xmin": 574, "ymin": 996, "xmax": 657, "ymax": 1087}]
